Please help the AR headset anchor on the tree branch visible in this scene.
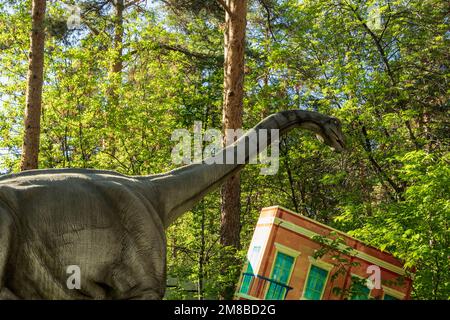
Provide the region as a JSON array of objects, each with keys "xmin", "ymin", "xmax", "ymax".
[
  {"xmin": 360, "ymin": 124, "xmax": 404, "ymax": 200},
  {"xmin": 259, "ymin": 0, "xmax": 277, "ymax": 41},
  {"xmin": 125, "ymin": 0, "xmax": 144, "ymax": 8},
  {"xmin": 129, "ymin": 41, "xmax": 223, "ymax": 65},
  {"xmin": 216, "ymin": 0, "xmax": 232, "ymax": 16}
]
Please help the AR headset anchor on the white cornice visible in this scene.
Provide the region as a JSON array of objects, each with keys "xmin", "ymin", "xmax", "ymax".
[
  {"xmin": 308, "ymin": 256, "xmax": 334, "ymax": 271},
  {"xmin": 382, "ymin": 285, "xmax": 406, "ymax": 299},
  {"xmin": 274, "ymin": 242, "xmax": 301, "ymax": 258}
]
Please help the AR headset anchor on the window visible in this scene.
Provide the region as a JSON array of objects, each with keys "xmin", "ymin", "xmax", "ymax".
[
  {"xmin": 350, "ymin": 281, "xmax": 371, "ymax": 300},
  {"xmin": 265, "ymin": 252, "xmax": 294, "ymax": 300},
  {"xmin": 304, "ymin": 265, "xmax": 329, "ymax": 300},
  {"xmin": 240, "ymin": 246, "xmax": 261, "ymax": 294},
  {"xmin": 384, "ymin": 294, "xmax": 399, "ymax": 300}
]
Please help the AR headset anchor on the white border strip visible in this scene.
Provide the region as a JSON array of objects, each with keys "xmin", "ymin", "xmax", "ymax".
[{"xmin": 235, "ymin": 292, "xmax": 261, "ymax": 300}]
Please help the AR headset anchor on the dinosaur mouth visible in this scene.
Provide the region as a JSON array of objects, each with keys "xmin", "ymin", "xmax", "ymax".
[
  {"xmin": 330, "ymin": 128, "xmax": 345, "ymax": 150},
  {"xmin": 316, "ymin": 126, "xmax": 344, "ymax": 151},
  {"xmin": 335, "ymin": 135, "xmax": 345, "ymax": 149}
]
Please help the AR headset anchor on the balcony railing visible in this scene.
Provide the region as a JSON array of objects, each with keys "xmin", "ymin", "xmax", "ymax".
[{"xmin": 240, "ymin": 272, "xmax": 293, "ymax": 300}]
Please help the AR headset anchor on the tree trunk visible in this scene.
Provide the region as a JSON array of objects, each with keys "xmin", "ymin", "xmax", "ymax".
[
  {"xmin": 104, "ymin": 0, "xmax": 124, "ymax": 155},
  {"xmin": 112, "ymin": 0, "xmax": 124, "ymax": 76},
  {"xmin": 108, "ymin": 0, "xmax": 124, "ymax": 103},
  {"xmin": 198, "ymin": 201, "xmax": 206, "ymax": 300},
  {"xmin": 220, "ymin": 0, "xmax": 247, "ymax": 249},
  {"xmin": 20, "ymin": 0, "xmax": 46, "ymax": 171},
  {"xmin": 220, "ymin": 0, "xmax": 247, "ymax": 299}
]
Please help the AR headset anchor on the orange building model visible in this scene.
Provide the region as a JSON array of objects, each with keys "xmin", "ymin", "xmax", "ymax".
[{"xmin": 235, "ymin": 206, "xmax": 413, "ymax": 300}]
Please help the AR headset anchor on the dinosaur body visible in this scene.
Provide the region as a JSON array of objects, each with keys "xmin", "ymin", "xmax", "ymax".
[{"xmin": 0, "ymin": 110, "xmax": 344, "ymax": 299}]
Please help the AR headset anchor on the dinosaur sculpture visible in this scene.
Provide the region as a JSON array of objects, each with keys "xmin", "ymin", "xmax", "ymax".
[{"xmin": 0, "ymin": 110, "xmax": 344, "ymax": 299}]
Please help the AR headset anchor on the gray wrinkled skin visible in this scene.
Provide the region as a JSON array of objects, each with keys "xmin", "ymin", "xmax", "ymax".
[{"xmin": 0, "ymin": 110, "xmax": 344, "ymax": 299}]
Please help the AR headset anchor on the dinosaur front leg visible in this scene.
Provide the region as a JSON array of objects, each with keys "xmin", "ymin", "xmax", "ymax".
[
  {"xmin": 0, "ymin": 287, "xmax": 19, "ymax": 300},
  {"xmin": 128, "ymin": 290, "xmax": 164, "ymax": 300},
  {"xmin": 0, "ymin": 206, "xmax": 14, "ymax": 300}
]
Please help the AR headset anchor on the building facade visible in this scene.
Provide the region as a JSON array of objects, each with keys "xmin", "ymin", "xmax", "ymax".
[{"xmin": 235, "ymin": 206, "xmax": 413, "ymax": 300}]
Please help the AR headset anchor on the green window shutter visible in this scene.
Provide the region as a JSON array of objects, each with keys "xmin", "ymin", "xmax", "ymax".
[
  {"xmin": 239, "ymin": 263, "xmax": 253, "ymax": 294},
  {"xmin": 350, "ymin": 282, "xmax": 371, "ymax": 300},
  {"xmin": 265, "ymin": 252, "xmax": 294, "ymax": 300},
  {"xmin": 304, "ymin": 265, "xmax": 329, "ymax": 300},
  {"xmin": 240, "ymin": 246, "xmax": 261, "ymax": 294}
]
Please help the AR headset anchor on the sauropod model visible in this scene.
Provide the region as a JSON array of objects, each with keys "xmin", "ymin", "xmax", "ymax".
[{"xmin": 0, "ymin": 110, "xmax": 344, "ymax": 299}]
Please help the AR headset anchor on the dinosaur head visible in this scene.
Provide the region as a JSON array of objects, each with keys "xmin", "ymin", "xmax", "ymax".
[
  {"xmin": 299, "ymin": 115, "xmax": 345, "ymax": 152},
  {"xmin": 316, "ymin": 117, "xmax": 345, "ymax": 152}
]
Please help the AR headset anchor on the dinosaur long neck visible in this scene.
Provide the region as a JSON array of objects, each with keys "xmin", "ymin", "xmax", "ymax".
[{"xmin": 150, "ymin": 110, "xmax": 324, "ymax": 227}]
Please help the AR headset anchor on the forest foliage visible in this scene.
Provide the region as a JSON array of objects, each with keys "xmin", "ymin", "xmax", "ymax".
[{"xmin": 0, "ymin": 0, "xmax": 448, "ymax": 299}]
